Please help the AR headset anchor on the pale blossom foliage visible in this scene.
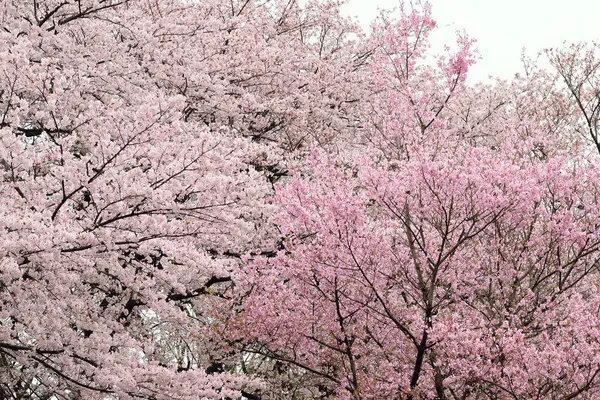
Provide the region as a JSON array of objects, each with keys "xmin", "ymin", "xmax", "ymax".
[{"xmin": 0, "ymin": 0, "xmax": 363, "ymax": 398}]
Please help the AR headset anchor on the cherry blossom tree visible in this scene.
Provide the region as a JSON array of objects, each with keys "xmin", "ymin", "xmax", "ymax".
[
  {"xmin": 243, "ymin": 149, "xmax": 600, "ymax": 399},
  {"xmin": 240, "ymin": 4, "xmax": 600, "ymax": 400},
  {"xmin": 0, "ymin": 0, "xmax": 367, "ymax": 398}
]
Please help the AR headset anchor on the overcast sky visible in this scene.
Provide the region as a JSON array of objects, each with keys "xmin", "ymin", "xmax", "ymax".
[{"xmin": 342, "ymin": 0, "xmax": 600, "ymax": 84}]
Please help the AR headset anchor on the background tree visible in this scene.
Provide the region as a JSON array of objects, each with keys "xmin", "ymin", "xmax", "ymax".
[{"xmin": 548, "ymin": 42, "xmax": 600, "ymax": 155}]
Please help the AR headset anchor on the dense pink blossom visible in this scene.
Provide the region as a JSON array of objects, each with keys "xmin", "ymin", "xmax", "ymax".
[{"xmin": 3, "ymin": 0, "xmax": 600, "ymax": 399}]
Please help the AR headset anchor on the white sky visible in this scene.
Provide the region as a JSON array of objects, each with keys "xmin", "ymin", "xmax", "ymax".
[{"xmin": 342, "ymin": 0, "xmax": 600, "ymax": 84}]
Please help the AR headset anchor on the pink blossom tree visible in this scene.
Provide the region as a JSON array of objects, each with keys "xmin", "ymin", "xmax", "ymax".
[
  {"xmin": 240, "ymin": 4, "xmax": 600, "ymax": 400},
  {"xmin": 243, "ymin": 149, "xmax": 600, "ymax": 399},
  {"xmin": 0, "ymin": 0, "xmax": 367, "ymax": 398}
]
